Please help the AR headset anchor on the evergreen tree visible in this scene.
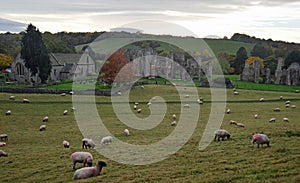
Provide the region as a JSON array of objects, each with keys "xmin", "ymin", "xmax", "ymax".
[
  {"xmin": 284, "ymin": 50, "xmax": 300, "ymax": 68},
  {"xmin": 233, "ymin": 47, "xmax": 248, "ymax": 74},
  {"xmin": 21, "ymin": 24, "xmax": 52, "ymax": 83}
]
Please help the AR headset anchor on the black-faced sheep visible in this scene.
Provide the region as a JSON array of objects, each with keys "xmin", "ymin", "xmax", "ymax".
[
  {"xmin": 39, "ymin": 125, "xmax": 46, "ymax": 131},
  {"xmin": 273, "ymin": 108, "xmax": 280, "ymax": 112},
  {"xmin": 73, "ymin": 161, "xmax": 107, "ymax": 180},
  {"xmin": 71, "ymin": 152, "xmax": 93, "ymax": 170},
  {"xmin": 172, "ymin": 114, "xmax": 176, "ymax": 120},
  {"xmin": 101, "ymin": 136, "xmax": 113, "ymax": 145},
  {"xmin": 269, "ymin": 118, "xmax": 276, "ymax": 123},
  {"xmin": 259, "ymin": 98, "xmax": 264, "ymax": 102},
  {"xmin": 23, "ymin": 98, "xmax": 30, "ymax": 103},
  {"xmin": 214, "ymin": 129, "xmax": 230, "ymax": 141},
  {"xmin": 226, "ymin": 109, "xmax": 231, "ymax": 114},
  {"xmin": 254, "ymin": 114, "xmax": 258, "ymax": 119},
  {"xmin": 9, "ymin": 96, "xmax": 15, "ymax": 100},
  {"xmin": 283, "ymin": 117, "xmax": 289, "ymax": 122},
  {"xmin": 285, "ymin": 100, "xmax": 290, "ymax": 104},
  {"xmin": 285, "ymin": 104, "xmax": 290, "ymax": 108},
  {"xmin": 0, "ymin": 142, "xmax": 7, "ymax": 147},
  {"xmin": 0, "ymin": 150, "xmax": 8, "ymax": 157},
  {"xmin": 252, "ymin": 133, "xmax": 270, "ymax": 149},
  {"xmin": 233, "ymin": 91, "xmax": 239, "ymax": 95},
  {"xmin": 133, "ymin": 105, "xmax": 137, "ymax": 110},
  {"xmin": 171, "ymin": 121, "xmax": 177, "ymax": 126},
  {"xmin": 63, "ymin": 110, "xmax": 68, "ymax": 115},
  {"xmin": 63, "ymin": 140, "xmax": 70, "ymax": 148},
  {"xmin": 0, "ymin": 134, "xmax": 8, "ymax": 141},
  {"xmin": 183, "ymin": 104, "xmax": 190, "ymax": 108},
  {"xmin": 6, "ymin": 110, "xmax": 11, "ymax": 115},
  {"xmin": 137, "ymin": 109, "xmax": 142, "ymax": 113},
  {"xmin": 82, "ymin": 138, "xmax": 95, "ymax": 149},
  {"xmin": 43, "ymin": 116, "xmax": 49, "ymax": 122}
]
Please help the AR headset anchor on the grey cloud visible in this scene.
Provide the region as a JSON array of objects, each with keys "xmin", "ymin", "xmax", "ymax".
[{"xmin": 0, "ymin": 18, "xmax": 27, "ymax": 32}]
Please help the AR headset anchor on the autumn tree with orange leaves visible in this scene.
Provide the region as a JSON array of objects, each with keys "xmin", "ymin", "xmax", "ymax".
[{"xmin": 99, "ymin": 49, "xmax": 135, "ymax": 85}]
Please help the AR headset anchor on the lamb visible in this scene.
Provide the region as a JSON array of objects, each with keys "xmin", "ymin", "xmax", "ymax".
[
  {"xmin": 251, "ymin": 133, "xmax": 270, "ymax": 149},
  {"xmin": 124, "ymin": 129, "xmax": 130, "ymax": 136},
  {"xmin": 171, "ymin": 121, "xmax": 177, "ymax": 126},
  {"xmin": 214, "ymin": 129, "xmax": 230, "ymax": 141},
  {"xmin": 269, "ymin": 118, "xmax": 276, "ymax": 122},
  {"xmin": 254, "ymin": 114, "xmax": 258, "ymax": 119},
  {"xmin": 0, "ymin": 142, "xmax": 7, "ymax": 147},
  {"xmin": 70, "ymin": 152, "xmax": 93, "ymax": 170},
  {"xmin": 9, "ymin": 96, "xmax": 15, "ymax": 100},
  {"xmin": 23, "ymin": 98, "xmax": 30, "ymax": 103},
  {"xmin": 273, "ymin": 108, "xmax": 280, "ymax": 112},
  {"xmin": 0, "ymin": 150, "xmax": 8, "ymax": 157},
  {"xmin": 43, "ymin": 116, "xmax": 49, "ymax": 122},
  {"xmin": 283, "ymin": 117, "xmax": 289, "ymax": 122},
  {"xmin": 63, "ymin": 140, "xmax": 70, "ymax": 148},
  {"xmin": 82, "ymin": 138, "xmax": 95, "ymax": 149},
  {"xmin": 137, "ymin": 109, "xmax": 142, "ymax": 113},
  {"xmin": 101, "ymin": 136, "xmax": 113, "ymax": 145},
  {"xmin": 5, "ymin": 110, "xmax": 11, "ymax": 115},
  {"xmin": 0, "ymin": 134, "xmax": 8, "ymax": 141},
  {"xmin": 134, "ymin": 102, "xmax": 139, "ymax": 105},
  {"xmin": 39, "ymin": 124, "xmax": 46, "ymax": 131},
  {"xmin": 63, "ymin": 110, "xmax": 68, "ymax": 115},
  {"xmin": 73, "ymin": 161, "xmax": 107, "ymax": 180}
]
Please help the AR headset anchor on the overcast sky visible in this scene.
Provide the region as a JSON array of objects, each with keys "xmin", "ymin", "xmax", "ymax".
[{"xmin": 1, "ymin": 0, "xmax": 300, "ymax": 43}]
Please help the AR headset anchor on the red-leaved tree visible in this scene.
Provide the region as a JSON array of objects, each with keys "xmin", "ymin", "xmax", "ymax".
[{"xmin": 99, "ymin": 49, "xmax": 135, "ymax": 85}]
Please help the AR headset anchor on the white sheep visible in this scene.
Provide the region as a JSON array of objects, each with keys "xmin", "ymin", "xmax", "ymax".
[
  {"xmin": 236, "ymin": 123, "xmax": 245, "ymax": 128},
  {"xmin": 23, "ymin": 98, "xmax": 30, "ymax": 103},
  {"xmin": 197, "ymin": 99, "xmax": 203, "ymax": 105},
  {"xmin": 124, "ymin": 129, "xmax": 130, "ymax": 136},
  {"xmin": 233, "ymin": 91, "xmax": 239, "ymax": 95},
  {"xmin": 183, "ymin": 104, "xmax": 190, "ymax": 108},
  {"xmin": 269, "ymin": 118, "xmax": 276, "ymax": 123},
  {"xmin": 43, "ymin": 116, "xmax": 49, "ymax": 122},
  {"xmin": 9, "ymin": 96, "xmax": 15, "ymax": 100},
  {"xmin": 285, "ymin": 100, "xmax": 290, "ymax": 104},
  {"xmin": 141, "ymin": 85, "xmax": 144, "ymax": 89},
  {"xmin": 259, "ymin": 98, "xmax": 264, "ymax": 102},
  {"xmin": 61, "ymin": 93, "xmax": 66, "ymax": 96},
  {"xmin": 283, "ymin": 117, "xmax": 289, "ymax": 122},
  {"xmin": 71, "ymin": 106, "xmax": 76, "ymax": 111},
  {"xmin": 171, "ymin": 121, "xmax": 177, "ymax": 126},
  {"xmin": 291, "ymin": 105, "xmax": 296, "ymax": 109},
  {"xmin": 101, "ymin": 136, "xmax": 113, "ymax": 145},
  {"xmin": 5, "ymin": 110, "xmax": 11, "ymax": 115},
  {"xmin": 0, "ymin": 142, "xmax": 7, "ymax": 147},
  {"xmin": 39, "ymin": 124, "xmax": 46, "ymax": 131},
  {"xmin": 147, "ymin": 102, "xmax": 152, "ymax": 106},
  {"xmin": 226, "ymin": 109, "xmax": 231, "ymax": 114},
  {"xmin": 280, "ymin": 96, "xmax": 283, "ymax": 100},
  {"xmin": 63, "ymin": 110, "xmax": 68, "ymax": 115},
  {"xmin": 69, "ymin": 91, "xmax": 75, "ymax": 95},
  {"xmin": 273, "ymin": 108, "xmax": 280, "ymax": 112},
  {"xmin": 254, "ymin": 114, "xmax": 258, "ymax": 119},
  {"xmin": 82, "ymin": 138, "xmax": 95, "ymax": 149},
  {"xmin": 252, "ymin": 133, "xmax": 270, "ymax": 149},
  {"xmin": 285, "ymin": 104, "xmax": 290, "ymax": 108},
  {"xmin": 73, "ymin": 161, "xmax": 107, "ymax": 180},
  {"xmin": 0, "ymin": 134, "xmax": 8, "ymax": 141},
  {"xmin": 63, "ymin": 140, "xmax": 70, "ymax": 148},
  {"xmin": 185, "ymin": 94, "xmax": 190, "ymax": 98},
  {"xmin": 137, "ymin": 109, "xmax": 142, "ymax": 113},
  {"xmin": 0, "ymin": 150, "xmax": 8, "ymax": 157},
  {"xmin": 117, "ymin": 91, "xmax": 122, "ymax": 96},
  {"xmin": 229, "ymin": 120, "xmax": 237, "ymax": 125},
  {"xmin": 172, "ymin": 114, "xmax": 176, "ymax": 120},
  {"xmin": 134, "ymin": 102, "xmax": 139, "ymax": 105},
  {"xmin": 214, "ymin": 129, "xmax": 230, "ymax": 141},
  {"xmin": 133, "ymin": 105, "xmax": 137, "ymax": 110},
  {"xmin": 70, "ymin": 152, "xmax": 93, "ymax": 170}
]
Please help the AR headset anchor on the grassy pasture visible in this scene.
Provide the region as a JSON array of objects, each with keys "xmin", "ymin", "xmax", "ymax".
[{"xmin": 0, "ymin": 85, "xmax": 299, "ymax": 182}]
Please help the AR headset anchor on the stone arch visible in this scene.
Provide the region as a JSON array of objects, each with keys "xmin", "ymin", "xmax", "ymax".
[{"xmin": 15, "ymin": 63, "xmax": 25, "ymax": 76}]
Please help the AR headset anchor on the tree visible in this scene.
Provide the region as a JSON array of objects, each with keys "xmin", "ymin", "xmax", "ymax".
[
  {"xmin": 232, "ymin": 47, "xmax": 248, "ymax": 74},
  {"xmin": 0, "ymin": 54, "xmax": 14, "ymax": 69},
  {"xmin": 21, "ymin": 24, "xmax": 52, "ymax": 83},
  {"xmin": 99, "ymin": 49, "xmax": 135, "ymax": 85},
  {"xmin": 245, "ymin": 56, "xmax": 264, "ymax": 68},
  {"xmin": 250, "ymin": 44, "xmax": 272, "ymax": 59},
  {"xmin": 284, "ymin": 50, "xmax": 300, "ymax": 68}
]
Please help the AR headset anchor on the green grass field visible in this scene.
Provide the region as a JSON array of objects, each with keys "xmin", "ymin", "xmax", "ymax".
[{"xmin": 0, "ymin": 85, "xmax": 299, "ymax": 182}]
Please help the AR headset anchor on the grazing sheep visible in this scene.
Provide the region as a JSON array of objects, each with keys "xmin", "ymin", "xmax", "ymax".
[
  {"xmin": 285, "ymin": 104, "xmax": 290, "ymax": 108},
  {"xmin": 229, "ymin": 120, "xmax": 237, "ymax": 125},
  {"xmin": 117, "ymin": 91, "xmax": 122, "ymax": 96},
  {"xmin": 141, "ymin": 85, "xmax": 144, "ymax": 89},
  {"xmin": 63, "ymin": 140, "xmax": 70, "ymax": 148},
  {"xmin": 137, "ymin": 109, "xmax": 142, "ymax": 113},
  {"xmin": 291, "ymin": 105, "xmax": 296, "ymax": 109},
  {"xmin": 5, "ymin": 110, "xmax": 11, "ymax": 115},
  {"xmin": 71, "ymin": 106, "xmax": 76, "ymax": 111},
  {"xmin": 73, "ymin": 161, "xmax": 107, "ymax": 180},
  {"xmin": 280, "ymin": 96, "xmax": 283, "ymax": 100},
  {"xmin": 61, "ymin": 93, "xmax": 66, "ymax": 96},
  {"xmin": 151, "ymin": 97, "xmax": 157, "ymax": 101},
  {"xmin": 0, "ymin": 150, "xmax": 8, "ymax": 157},
  {"xmin": 0, "ymin": 134, "xmax": 8, "ymax": 141},
  {"xmin": 269, "ymin": 118, "xmax": 276, "ymax": 123},
  {"xmin": 43, "ymin": 116, "xmax": 49, "ymax": 122},
  {"xmin": 39, "ymin": 124, "xmax": 46, "ymax": 131},
  {"xmin": 82, "ymin": 138, "xmax": 95, "ymax": 149},
  {"xmin": 133, "ymin": 105, "xmax": 137, "ymax": 110},
  {"xmin": 147, "ymin": 102, "xmax": 152, "ymax": 106},
  {"xmin": 283, "ymin": 117, "xmax": 289, "ymax": 122},
  {"xmin": 171, "ymin": 121, "xmax": 177, "ymax": 126},
  {"xmin": 63, "ymin": 110, "xmax": 68, "ymax": 115},
  {"xmin": 9, "ymin": 96, "xmax": 15, "ymax": 100},
  {"xmin": 273, "ymin": 108, "xmax": 280, "ymax": 112},
  {"xmin": 172, "ymin": 114, "xmax": 176, "ymax": 120},
  {"xmin": 233, "ymin": 91, "xmax": 239, "ymax": 95},
  {"xmin": 254, "ymin": 114, "xmax": 258, "ymax": 119},
  {"xmin": 134, "ymin": 102, "xmax": 139, "ymax": 105},
  {"xmin": 214, "ymin": 130, "xmax": 230, "ymax": 141},
  {"xmin": 0, "ymin": 142, "xmax": 7, "ymax": 147},
  {"xmin": 23, "ymin": 98, "xmax": 30, "ymax": 103},
  {"xmin": 236, "ymin": 123, "xmax": 245, "ymax": 128},
  {"xmin": 101, "ymin": 136, "xmax": 113, "ymax": 145},
  {"xmin": 197, "ymin": 99, "xmax": 203, "ymax": 105},
  {"xmin": 70, "ymin": 152, "xmax": 93, "ymax": 170},
  {"xmin": 252, "ymin": 134, "xmax": 270, "ymax": 149},
  {"xmin": 124, "ymin": 129, "xmax": 130, "ymax": 136},
  {"xmin": 185, "ymin": 94, "xmax": 190, "ymax": 98},
  {"xmin": 259, "ymin": 98, "xmax": 264, "ymax": 102},
  {"xmin": 69, "ymin": 91, "xmax": 74, "ymax": 95},
  {"xmin": 285, "ymin": 100, "xmax": 290, "ymax": 104},
  {"xmin": 183, "ymin": 104, "xmax": 190, "ymax": 108},
  {"xmin": 226, "ymin": 109, "xmax": 231, "ymax": 114}
]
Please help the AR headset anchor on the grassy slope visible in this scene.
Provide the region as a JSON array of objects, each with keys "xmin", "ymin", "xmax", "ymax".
[{"xmin": 0, "ymin": 85, "xmax": 299, "ymax": 182}]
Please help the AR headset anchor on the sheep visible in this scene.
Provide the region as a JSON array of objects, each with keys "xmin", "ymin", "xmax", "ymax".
[
  {"xmin": 269, "ymin": 118, "xmax": 276, "ymax": 123},
  {"xmin": 285, "ymin": 100, "xmax": 290, "ymax": 104},
  {"xmin": 151, "ymin": 97, "xmax": 157, "ymax": 101},
  {"xmin": 124, "ymin": 129, "xmax": 130, "ymax": 136},
  {"xmin": 117, "ymin": 91, "xmax": 122, "ymax": 96},
  {"xmin": 171, "ymin": 121, "xmax": 177, "ymax": 126},
  {"xmin": 0, "ymin": 134, "xmax": 8, "ymax": 141},
  {"xmin": 133, "ymin": 105, "xmax": 137, "ymax": 110},
  {"xmin": 283, "ymin": 117, "xmax": 289, "ymax": 122},
  {"xmin": 69, "ymin": 91, "xmax": 74, "ymax": 95},
  {"xmin": 233, "ymin": 91, "xmax": 239, "ymax": 95},
  {"xmin": 0, "ymin": 142, "xmax": 7, "ymax": 147},
  {"xmin": 185, "ymin": 94, "xmax": 190, "ymax": 98},
  {"xmin": 71, "ymin": 106, "xmax": 76, "ymax": 111},
  {"xmin": 63, "ymin": 140, "xmax": 70, "ymax": 148},
  {"xmin": 259, "ymin": 98, "xmax": 264, "ymax": 102},
  {"xmin": 0, "ymin": 150, "xmax": 8, "ymax": 157},
  {"xmin": 291, "ymin": 105, "xmax": 296, "ymax": 109},
  {"xmin": 70, "ymin": 152, "xmax": 93, "ymax": 170},
  {"xmin": 183, "ymin": 104, "xmax": 190, "ymax": 108},
  {"xmin": 61, "ymin": 93, "xmax": 66, "ymax": 96},
  {"xmin": 134, "ymin": 102, "xmax": 139, "ymax": 105},
  {"xmin": 23, "ymin": 98, "xmax": 30, "ymax": 103},
  {"xmin": 214, "ymin": 129, "xmax": 230, "ymax": 141},
  {"xmin": 141, "ymin": 85, "xmax": 144, "ymax": 89},
  {"xmin": 254, "ymin": 114, "xmax": 258, "ymax": 119},
  {"xmin": 236, "ymin": 123, "xmax": 245, "ymax": 128},
  {"xmin": 197, "ymin": 99, "xmax": 203, "ymax": 105},
  {"xmin": 251, "ymin": 133, "xmax": 270, "ymax": 149},
  {"xmin": 63, "ymin": 110, "xmax": 68, "ymax": 115},
  {"xmin": 39, "ymin": 124, "xmax": 46, "ymax": 131},
  {"xmin": 229, "ymin": 120, "xmax": 237, "ymax": 125},
  {"xmin": 101, "ymin": 136, "xmax": 113, "ymax": 145},
  {"xmin": 280, "ymin": 96, "xmax": 283, "ymax": 100},
  {"xmin": 172, "ymin": 114, "xmax": 176, "ymax": 120},
  {"xmin": 273, "ymin": 108, "xmax": 280, "ymax": 112},
  {"xmin": 73, "ymin": 160, "xmax": 107, "ymax": 180},
  {"xmin": 147, "ymin": 102, "xmax": 152, "ymax": 106},
  {"xmin": 226, "ymin": 109, "xmax": 231, "ymax": 114},
  {"xmin": 82, "ymin": 138, "xmax": 95, "ymax": 149},
  {"xmin": 5, "ymin": 110, "xmax": 11, "ymax": 115},
  {"xmin": 137, "ymin": 109, "xmax": 142, "ymax": 113},
  {"xmin": 43, "ymin": 116, "xmax": 49, "ymax": 122},
  {"xmin": 285, "ymin": 104, "xmax": 290, "ymax": 108},
  {"xmin": 9, "ymin": 96, "xmax": 15, "ymax": 100}
]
